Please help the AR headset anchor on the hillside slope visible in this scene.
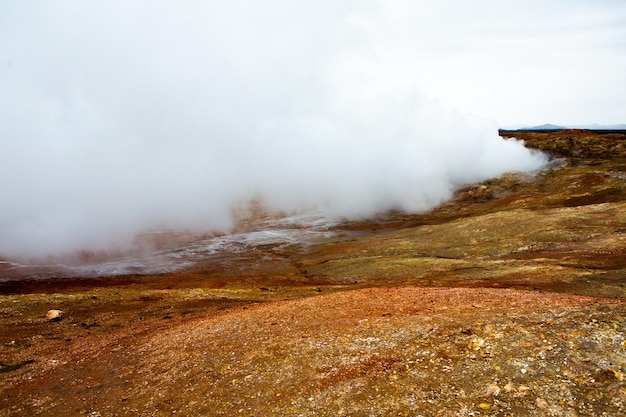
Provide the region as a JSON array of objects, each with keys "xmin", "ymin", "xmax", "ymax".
[{"xmin": 2, "ymin": 130, "xmax": 626, "ymax": 416}]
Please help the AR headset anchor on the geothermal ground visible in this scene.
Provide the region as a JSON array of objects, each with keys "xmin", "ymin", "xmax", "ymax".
[{"xmin": 2, "ymin": 130, "xmax": 626, "ymax": 416}]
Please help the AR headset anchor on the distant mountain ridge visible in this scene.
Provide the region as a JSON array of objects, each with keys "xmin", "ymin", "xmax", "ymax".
[
  {"xmin": 527, "ymin": 123, "xmax": 567, "ymax": 131},
  {"xmin": 501, "ymin": 123, "xmax": 626, "ymax": 131}
]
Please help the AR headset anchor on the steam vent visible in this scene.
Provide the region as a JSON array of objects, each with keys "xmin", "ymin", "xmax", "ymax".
[{"xmin": 1, "ymin": 130, "xmax": 626, "ymax": 416}]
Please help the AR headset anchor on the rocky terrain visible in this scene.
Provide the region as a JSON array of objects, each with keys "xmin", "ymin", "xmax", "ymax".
[{"xmin": 1, "ymin": 130, "xmax": 626, "ymax": 416}]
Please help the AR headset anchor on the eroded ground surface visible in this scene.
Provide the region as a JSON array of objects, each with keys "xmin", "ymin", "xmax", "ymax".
[{"xmin": 1, "ymin": 130, "xmax": 626, "ymax": 416}]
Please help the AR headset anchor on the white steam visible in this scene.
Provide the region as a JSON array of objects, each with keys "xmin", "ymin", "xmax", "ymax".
[{"xmin": 0, "ymin": 1, "xmax": 546, "ymax": 258}]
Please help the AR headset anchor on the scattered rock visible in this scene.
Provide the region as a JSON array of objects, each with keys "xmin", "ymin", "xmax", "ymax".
[
  {"xmin": 477, "ymin": 383, "xmax": 500, "ymax": 397},
  {"xmin": 579, "ymin": 340, "xmax": 597, "ymax": 350},
  {"xmin": 467, "ymin": 337, "xmax": 485, "ymax": 350},
  {"xmin": 45, "ymin": 310, "xmax": 64, "ymax": 322},
  {"xmin": 610, "ymin": 369, "xmax": 624, "ymax": 381},
  {"xmin": 536, "ymin": 397, "xmax": 548, "ymax": 409}
]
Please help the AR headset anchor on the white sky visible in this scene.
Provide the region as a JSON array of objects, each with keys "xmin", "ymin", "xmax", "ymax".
[
  {"xmin": 3, "ymin": 1, "xmax": 625, "ymax": 126},
  {"xmin": 354, "ymin": 0, "xmax": 626, "ymax": 126},
  {"xmin": 0, "ymin": 1, "xmax": 622, "ymax": 256}
]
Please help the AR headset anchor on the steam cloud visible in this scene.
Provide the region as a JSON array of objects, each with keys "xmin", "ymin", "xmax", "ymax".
[{"xmin": 0, "ymin": 1, "xmax": 546, "ymax": 258}]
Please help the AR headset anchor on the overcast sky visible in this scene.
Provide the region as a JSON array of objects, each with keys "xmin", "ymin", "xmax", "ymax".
[
  {"xmin": 1, "ymin": 1, "xmax": 622, "ymax": 257},
  {"xmin": 360, "ymin": 0, "xmax": 626, "ymax": 126}
]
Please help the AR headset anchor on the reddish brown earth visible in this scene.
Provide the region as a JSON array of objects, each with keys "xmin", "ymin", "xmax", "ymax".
[{"xmin": 1, "ymin": 130, "xmax": 626, "ymax": 416}]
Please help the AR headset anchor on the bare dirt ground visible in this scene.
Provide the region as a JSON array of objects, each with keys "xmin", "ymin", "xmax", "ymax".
[{"xmin": 1, "ymin": 130, "xmax": 626, "ymax": 416}]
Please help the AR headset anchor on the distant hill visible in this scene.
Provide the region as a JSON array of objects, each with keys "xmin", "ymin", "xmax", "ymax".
[
  {"xmin": 500, "ymin": 123, "xmax": 626, "ymax": 132},
  {"xmin": 526, "ymin": 123, "xmax": 568, "ymax": 131}
]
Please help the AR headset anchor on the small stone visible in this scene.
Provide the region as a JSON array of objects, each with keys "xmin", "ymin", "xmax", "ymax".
[
  {"xmin": 503, "ymin": 382, "xmax": 513, "ymax": 393},
  {"xmin": 467, "ymin": 338, "xmax": 485, "ymax": 350},
  {"xmin": 478, "ymin": 383, "xmax": 500, "ymax": 397},
  {"xmin": 610, "ymin": 369, "xmax": 624, "ymax": 381},
  {"xmin": 46, "ymin": 310, "xmax": 64, "ymax": 322},
  {"xmin": 477, "ymin": 403, "xmax": 491, "ymax": 410},
  {"xmin": 536, "ymin": 398, "xmax": 548, "ymax": 409},
  {"xmin": 579, "ymin": 340, "xmax": 597, "ymax": 350}
]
